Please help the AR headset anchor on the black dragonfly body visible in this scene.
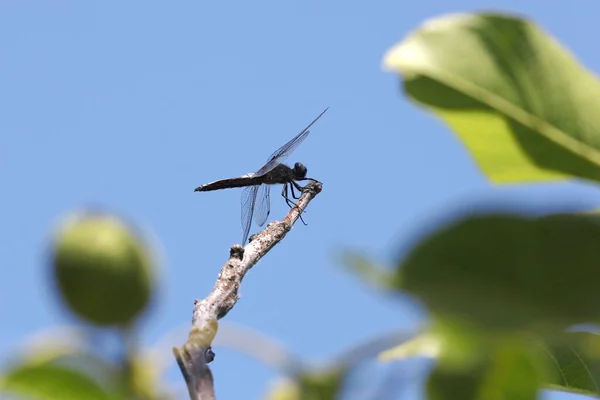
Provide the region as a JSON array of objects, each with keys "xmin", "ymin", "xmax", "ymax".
[{"xmin": 194, "ymin": 107, "xmax": 328, "ymax": 244}]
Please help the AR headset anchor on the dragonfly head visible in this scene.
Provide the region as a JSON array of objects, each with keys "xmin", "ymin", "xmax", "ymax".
[{"xmin": 293, "ymin": 162, "xmax": 307, "ymax": 179}]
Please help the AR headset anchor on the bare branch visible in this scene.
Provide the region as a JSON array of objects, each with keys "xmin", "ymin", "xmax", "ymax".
[
  {"xmin": 173, "ymin": 180, "xmax": 323, "ymax": 399},
  {"xmin": 173, "ymin": 344, "xmax": 215, "ymax": 400}
]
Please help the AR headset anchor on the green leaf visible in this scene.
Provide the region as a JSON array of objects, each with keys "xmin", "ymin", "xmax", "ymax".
[
  {"xmin": 395, "ymin": 211, "xmax": 600, "ymax": 332},
  {"xmin": 427, "ymin": 340, "xmax": 543, "ymax": 400},
  {"xmin": 0, "ymin": 362, "xmax": 114, "ymax": 400},
  {"xmin": 378, "ymin": 330, "xmax": 442, "ymax": 362},
  {"xmin": 297, "ymin": 369, "xmax": 345, "ymax": 400},
  {"xmin": 1, "ymin": 327, "xmax": 127, "ymax": 400},
  {"xmin": 536, "ymin": 331, "xmax": 600, "ymax": 396},
  {"xmin": 261, "ymin": 369, "xmax": 346, "ymax": 400},
  {"xmin": 340, "ymin": 251, "xmax": 395, "ymax": 291},
  {"xmin": 262, "ymin": 378, "xmax": 302, "ymax": 400},
  {"xmin": 377, "ymin": 327, "xmax": 600, "ymax": 397},
  {"xmin": 383, "ymin": 12, "xmax": 600, "ymax": 184}
]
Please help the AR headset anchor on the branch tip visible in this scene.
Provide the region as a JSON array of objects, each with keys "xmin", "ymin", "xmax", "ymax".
[{"xmin": 309, "ymin": 180, "xmax": 323, "ymax": 194}]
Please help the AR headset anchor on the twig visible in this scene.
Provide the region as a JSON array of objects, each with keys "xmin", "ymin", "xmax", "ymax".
[{"xmin": 173, "ymin": 180, "xmax": 323, "ymax": 400}]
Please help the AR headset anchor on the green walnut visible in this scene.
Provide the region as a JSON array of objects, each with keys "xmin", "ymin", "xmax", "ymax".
[{"xmin": 52, "ymin": 212, "xmax": 155, "ymax": 327}]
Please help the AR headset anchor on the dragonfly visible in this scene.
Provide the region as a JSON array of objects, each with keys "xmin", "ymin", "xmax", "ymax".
[{"xmin": 194, "ymin": 107, "xmax": 328, "ymax": 244}]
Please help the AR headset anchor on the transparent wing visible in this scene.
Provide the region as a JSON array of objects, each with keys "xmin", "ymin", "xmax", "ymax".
[
  {"xmin": 254, "ymin": 107, "xmax": 329, "ymax": 177},
  {"xmin": 254, "ymin": 184, "xmax": 271, "ymax": 227},
  {"xmin": 240, "ymin": 185, "xmax": 259, "ymax": 244}
]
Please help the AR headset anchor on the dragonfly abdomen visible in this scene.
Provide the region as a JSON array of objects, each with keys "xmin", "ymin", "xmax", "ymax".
[{"xmin": 194, "ymin": 176, "xmax": 262, "ymax": 192}]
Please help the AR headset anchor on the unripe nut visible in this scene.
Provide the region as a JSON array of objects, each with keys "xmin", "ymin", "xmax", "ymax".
[{"xmin": 52, "ymin": 213, "xmax": 154, "ymax": 327}]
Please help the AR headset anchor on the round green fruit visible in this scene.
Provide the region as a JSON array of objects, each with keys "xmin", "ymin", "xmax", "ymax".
[{"xmin": 52, "ymin": 212, "xmax": 155, "ymax": 327}]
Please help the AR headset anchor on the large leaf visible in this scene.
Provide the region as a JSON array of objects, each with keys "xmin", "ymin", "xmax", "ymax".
[
  {"xmin": 261, "ymin": 369, "xmax": 347, "ymax": 400},
  {"xmin": 378, "ymin": 328, "xmax": 600, "ymax": 397},
  {"xmin": 537, "ymin": 331, "xmax": 600, "ymax": 397},
  {"xmin": 0, "ymin": 362, "xmax": 114, "ymax": 400},
  {"xmin": 383, "ymin": 12, "xmax": 600, "ymax": 184},
  {"xmin": 427, "ymin": 340, "xmax": 544, "ymax": 400},
  {"xmin": 394, "ymin": 211, "xmax": 600, "ymax": 332}
]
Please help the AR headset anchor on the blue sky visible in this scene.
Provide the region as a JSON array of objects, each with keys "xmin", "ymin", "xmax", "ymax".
[{"xmin": 2, "ymin": 1, "xmax": 600, "ymax": 399}]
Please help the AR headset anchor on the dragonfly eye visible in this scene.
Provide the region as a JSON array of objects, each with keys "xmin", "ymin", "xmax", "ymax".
[{"xmin": 293, "ymin": 162, "xmax": 307, "ymax": 178}]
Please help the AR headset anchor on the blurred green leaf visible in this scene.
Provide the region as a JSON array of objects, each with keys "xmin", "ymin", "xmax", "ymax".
[
  {"xmin": 0, "ymin": 362, "xmax": 114, "ymax": 400},
  {"xmin": 378, "ymin": 330, "xmax": 442, "ymax": 362},
  {"xmin": 377, "ymin": 327, "xmax": 600, "ymax": 396},
  {"xmin": 9, "ymin": 327, "xmax": 88, "ymax": 368},
  {"xmin": 536, "ymin": 331, "xmax": 600, "ymax": 396},
  {"xmin": 340, "ymin": 251, "xmax": 395, "ymax": 290},
  {"xmin": 427, "ymin": 340, "xmax": 543, "ymax": 400},
  {"xmin": 379, "ymin": 329, "xmax": 600, "ymax": 397},
  {"xmin": 262, "ymin": 369, "xmax": 346, "ymax": 400},
  {"xmin": 383, "ymin": 12, "xmax": 600, "ymax": 184},
  {"xmin": 298, "ymin": 369, "xmax": 345, "ymax": 400},
  {"xmin": 4, "ymin": 326, "xmax": 173, "ymax": 400},
  {"xmin": 262, "ymin": 378, "xmax": 302, "ymax": 400},
  {"xmin": 395, "ymin": 212, "xmax": 600, "ymax": 332}
]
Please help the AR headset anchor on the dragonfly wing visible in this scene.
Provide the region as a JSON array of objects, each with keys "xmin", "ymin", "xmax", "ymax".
[
  {"xmin": 253, "ymin": 159, "xmax": 283, "ymax": 178},
  {"xmin": 254, "ymin": 107, "xmax": 329, "ymax": 177},
  {"xmin": 254, "ymin": 184, "xmax": 271, "ymax": 227},
  {"xmin": 240, "ymin": 185, "xmax": 259, "ymax": 244}
]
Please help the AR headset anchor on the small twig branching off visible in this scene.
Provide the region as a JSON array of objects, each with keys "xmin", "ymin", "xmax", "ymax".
[{"xmin": 172, "ymin": 180, "xmax": 323, "ymax": 400}]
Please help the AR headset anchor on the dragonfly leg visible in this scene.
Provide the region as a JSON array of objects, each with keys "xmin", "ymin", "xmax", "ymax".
[
  {"xmin": 291, "ymin": 181, "xmax": 313, "ymax": 225},
  {"xmin": 291, "ymin": 177, "xmax": 318, "ymax": 195},
  {"xmin": 289, "ymin": 182, "xmax": 302, "ymax": 200},
  {"xmin": 298, "ymin": 212, "xmax": 308, "ymax": 226},
  {"xmin": 296, "ymin": 177, "xmax": 319, "ymax": 185},
  {"xmin": 291, "ymin": 180, "xmax": 307, "ymax": 193},
  {"xmin": 281, "ymin": 184, "xmax": 308, "ymax": 226},
  {"xmin": 281, "ymin": 183, "xmax": 297, "ymax": 208}
]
